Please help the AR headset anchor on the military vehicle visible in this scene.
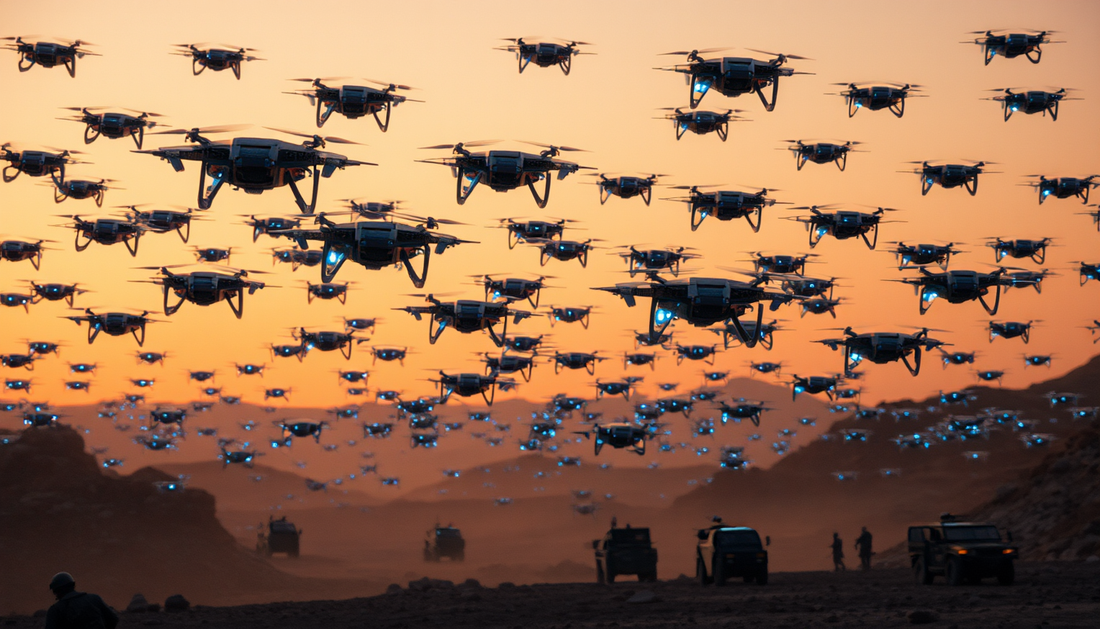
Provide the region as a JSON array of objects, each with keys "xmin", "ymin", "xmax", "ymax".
[
  {"xmin": 909, "ymin": 514, "xmax": 1017, "ymax": 585},
  {"xmin": 695, "ymin": 519, "xmax": 769, "ymax": 585},
  {"xmin": 424, "ymin": 524, "xmax": 465, "ymax": 562},
  {"xmin": 592, "ymin": 522, "xmax": 658, "ymax": 583},
  {"xmin": 257, "ymin": 516, "xmax": 301, "ymax": 558}
]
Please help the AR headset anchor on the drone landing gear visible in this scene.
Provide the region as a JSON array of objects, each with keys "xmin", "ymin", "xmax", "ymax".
[
  {"xmin": 690, "ymin": 207, "xmax": 709, "ymax": 232},
  {"xmin": 316, "ymin": 100, "xmax": 337, "ymax": 128},
  {"xmin": 675, "ymin": 122, "xmax": 687, "ymax": 141},
  {"xmin": 456, "ymin": 169, "xmax": 481, "ymax": 205},
  {"xmin": 372, "ymin": 103, "xmax": 391, "ymax": 133},
  {"xmin": 559, "ymin": 56, "xmax": 571, "ymax": 76},
  {"xmin": 132, "ymin": 126, "xmax": 144, "ymax": 150},
  {"xmin": 729, "ymin": 306, "xmax": 766, "ymax": 350},
  {"xmin": 173, "ymin": 221, "xmax": 191, "ymax": 244},
  {"xmin": 486, "ymin": 318, "xmax": 508, "ymax": 349},
  {"xmin": 890, "ymin": 98, "xmax": 905, "ymax": 118},
  {"xmin": 73, "ymin": 230, "xmax": 92, "ymax": 252},
  {"xmin": 744, "ymin": 207, "xmax": 762, "ymax": 233},
  {"xmin": 921, "ymin": 177, "xmax": 934, "ymax": 196},
  {"xmin": 192, "ymin": 59, "xmax": 205, "ymax": 76},
  {"xmin": 84, "ymin": 125, "xmax": 100, "ymax": 145},
  {"xmin": 599, "ymin": 184, "xmax": 611, "ymax": 205},
  {"xmin": 54, "ymin": 187, "xmax": 69, "ymax": 204},
  {"xmin": 123, "ymin": 232, "xmax": 140, "ymax": 257},
  {"xmin": 2, "ymin": 165, "xmax": 22, "ymax": 183},
  {"xmin": 131, "ymin": 322, "xmax": 147, "ymax": 347},
  {"xmin": 428, "ymin": 318, "xmax": 447, "ymax": 344},
  {"xmin": 902, "ymin": 348, "xmax": 922, "ymax": 377},
  {"xmin": 754, "ymin": 80, "xmax": 779, "ymax": 112},
  {"xmin": 578, "ymin": 247, "xmax": 589, "ymax": 268},
  {"xmin": 965, "ymin": 176, "xmax": 979, "ymax": 196},
  {"xmin": 978, "ymin": 284, "xmax": 1002, "ymax": 316},
  {"xmin": 1031, "ymin": 248, "xmax": 1046, "ymax": 265},
  {"xmin": 528, "ymin": 176, "xmax": 551, "ymax": 209},
  {"xmin": 808, "ymin": 225, "xmax": 825, "ymax": 249},
  {"xmin": 860, "ymin": 225, "xmax": 879, "ymax": 250},
  {"xmin": 320, "ymin": 243, "xmax": 349, "ymax": 283},
  {"xmin": 94, "ymin": 189, "xmax": 104, "ymax": 208},
  {"xmin": 197, "ymin": 168, "xmax": 226, "ymax": 210},
  {"xmin": 340, "ymin": 341, "xmax": 352, "ymax": 361},
  {"xmin": 1026, "ymin": 47, "xmax": 1042, "ymax": 64},
  {"xmin": 400, "ymin": 246, "xmax": 431, "ymax": 289},
  {"xmin": 18, "ymin": 54, "xmax": 36, "ymax": 73},
  {"xmin": 518, "ymin": 54, "xmax": 531, "ymax": 74},
  {"xmin": 288, "ymin": 166, "xmax": 322, "ymax": 213},
  {"xmin": 716, "ymin": 123, "xmax": 729, "ymax": 142},
  {"xmin": 847, "ymin": 97, "xmax": 860, "ymax": 118},
  {"xmin": 231, "ymin": 62, "xmax": 241, "ymax": 81},
  {"xmin": 65, "ymin": 56, "xmax": 76, "ymax": 78},
  {"xmin": 1047, "ymin": 101, "xmax": 1059, "ymax": 122},
  {"xmin": 480, "ymin": 384, "xmax": 496, "ymax": 407},
  {"xmin": 835, "ymin": 152, "xmax": 847, "ymax": 172}
]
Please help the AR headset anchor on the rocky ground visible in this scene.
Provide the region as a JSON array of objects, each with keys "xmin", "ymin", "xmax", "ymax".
[{"xmin": 5, "ymin": 563, "xmax": 1100, "ymax": 628}]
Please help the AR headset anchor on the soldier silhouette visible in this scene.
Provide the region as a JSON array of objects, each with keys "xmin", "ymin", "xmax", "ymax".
[
  {"xmin": 855, "ymin": 526, "xmax": 873, "ymax": 570},
  {"xmin": 45, "ymin": 572, "xmax": 119, "ymax": 629},
  {"xmin": 830, "ymin": 532, "xmax": 846, "ymax": 571}
]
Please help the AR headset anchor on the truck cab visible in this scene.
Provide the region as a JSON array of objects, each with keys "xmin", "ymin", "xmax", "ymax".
[{"xmin": 908, "ymin": 514, "xmax": 1016, "ymax": 585}]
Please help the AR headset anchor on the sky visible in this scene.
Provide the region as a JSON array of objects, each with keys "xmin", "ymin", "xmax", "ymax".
[{"xmin": 2, "ymin": 0, "xmax": 1099, "ymax": 426}]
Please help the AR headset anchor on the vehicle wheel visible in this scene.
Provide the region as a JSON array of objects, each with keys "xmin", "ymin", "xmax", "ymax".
[
  {"xmin": 997, "ymin": 563, "xmax": 1015, "ymax": 586},
  {"xmin": 914, "ymin": 556, "xmax": 933, "ymax": 585},
  {"xmin": 713, "ymin": 560, "xmax": 727, "ymax": 586},
  {"xmin": 946, "ymin": 557, "xmax": 964, "ymax": 586},
  {"xmin": 596, "ymin": 562, "xmax": 605, "ymax": 585},
  {"xmin": 756, "ymin": 569, "xmax": 768, "ymax": 585},
  {"xmin": 697, "ymin": 557, "xmax": 710, "ymax": 586}
]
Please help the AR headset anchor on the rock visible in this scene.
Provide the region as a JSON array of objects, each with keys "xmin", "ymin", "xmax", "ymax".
[
  {"xmin": 407, "ymin": 577, "xmax": 454, "ymax": 592},
  {"xmin": 163, "ymin": 594, "xmax": 189, "ymax": 612},
  {"xmin": 908, "ymin": 609, "xmax": 940, "ymax": 624},
  {"xmin": 386, "ymin": 583, "xmax": 403, "ymax": 594},
  {"xmin": 626, "ymin": 590, "xmax": 656, "ymax": 604},
  {"xmin": 126, "ymin": 593, "xmax": 156, "ymax": 613},
  {"xmin": 498, "ymin": 582, "xmax": 515, "ymax": 590},
  {"xmin": 459, "ymin": 578, "xmax": 482, "ymax": 589}
]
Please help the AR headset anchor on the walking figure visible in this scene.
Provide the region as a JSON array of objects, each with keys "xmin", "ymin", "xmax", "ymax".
[
  {"xmin": 830, "ymin": 532, "xmax": 845, "ymax": 571},
  {"xmin": 855, "ymin": 526, "xmax": 873, "ymax": 571}
]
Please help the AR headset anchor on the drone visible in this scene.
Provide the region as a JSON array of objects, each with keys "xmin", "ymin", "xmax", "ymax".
[
  {"xmin": 574, "ymin": 422, "xmax": 646, "ymax": 456},
  {"xmin": 395, "ymin": 294, "xmax": 532, "ymax": 347},
  {"xmin": 1, "ymin": 238, "xmax": 53, "ymax": 271},
  {"xmin": 552, "ymin": 351, "xmax": 607, "ymax": 376},
  {"xmin": 369, "ymin": 347, "xmax": 409, "ymax": 365},
  {"xmin": 893, "ymin": 266, "xmax": 1014, "ymax": 315},
  {"xmin": 633, "ymin": 329, "xmax": 673, "ymax": 348},
  {"xmin": 121, "ymin": 205, "xmax": 205, "ymax": 244},
  {"xmin": 278, "ymin": 213, "xmax": 472, "ymax": 286},
  {"xmin": 708, "ymin": 318, "xmax": 782, "ymax": 350},
  {"xmin": 1022, "ymin": 175, "xmax": 1097, "ymax": 204},
  {"xmin": 219, "ymin": 446, "xmax": 263, "ymax": 468},
  {"xmin": 1022, "ymin": 354, "xmax": 1053, "ymax": 368},
  {"xmin": 528, "ymin": 238, "xmax": 600, "ymax": 268},
  {"xmin": 974, "ymin": 369, "xmax": 1005, "ymax": 384},
  {"xmin": 341, "ymin": 317, "xmax": 379, "ymax": 334},
  {"xmin": 264, "ymin": 387, "xmax": 291, "ymax": 401},
  {"xmin": 786, "ymin": 205, "xmax": 896, "ymax": 249},
  {"xmin": 2, "ymin": 37, "xmax": 98, "ymax": 77},
  {"xmin": 587, "ymin": 172, "xmax": 668, "ymax": 206},
  {"xmin": 1, "ymin": 290, "xmax": 37, "ymax": 313},
  {"xmin": 986, "ymin": 238, "xmax": 1051, "ymax": 264},
  {"xmin": 477, "ymin": 275, "xmax": 550, "ymax": 308},
  {"xmin": 27, "ymin": 282, "xmax": 87, "ymax": 308},
  {"xmin": 270, "ymin": 341, "xmax": 308, "ymax": 362},
  {"xmin": 905, "ymin": 160, "xmax": 994, "ymax": 196},
  {"xmin": 63, "ymin": 309, "xmax": 159, "ymax": 346},
  {"xmin": 286, "ymin": 77, "xmax": 419, "ymax": 130},
  {"xmin": 1, "ymin": 353, "xmax": 39, "ymax": 370},
  {"xmin": 139, "ymin": 125, "xmax": 372, "ymax": 212},
  {"xmin": 595, "ymin": 271, "xmax": 795, "ymax": 343},
  {"xmin": 890, "ymin": 242, "xmax": 962, "ymax": 269},
  {"xmin": 656, "ymin": 108, "xmax": 745, "ymax": 141},
  {"xmin": 496, "ymin": 218, "xmax": 574, "ymax": 249},
  {"xmin": 750, "ymin": 252, "xmax": 813, "ymax": 276},
  {"xmin": 748, "ymin": 361, "xmax": 783, "ymax": 377},
  {"xmin": 292, "ymin": 328, "xmax": 358, "ymax": 360},
  {"xmin": 548, "ymin": 305, "xmax": 593, "ymax": 328},
  {"xmin": 274, "ymin": 420, "xmax": 328, "ymax": 443},
  {"xmin": 800, "ymin": 296, "xmax": 842, "ymax": 318},
  {"xmin": 617, "ymin": 246, "xmax": 699, "ymax": 277},
  {"xmin": 656, "ymin": 48, "xmax": 810, "ymax": 110},
  {"xmin": 417, "ymin": 141, "xmax": 590, "ymax": 208},
  {"xmin": 773, "ymin": 275, "xmax": 839, "ymax": 301},
  {"xmin": 270, "ymin": 247, "xmax": 320, "ymax": 271},
  {"xmin": 304, "ymin": 281, "xmax": 350, "ymax": 305},
  {"xmin": 814, "ymin": 327, "xmax": 947, "ymax": 376},
  {"xmin": 830, "ymin": 82, "xmax": 923, "ymax": 118},
  {"xmin": 135, "ymin": 266, "xmax": 268, "ymax": 319},
  {"xmin": 592, "ymin": 378, "xmax": 642, "ymax": 401},
  {"xmin": 67, "ymin": 362, "xmax": 97, "ymax": 374},
  {"xmin": 983, "ymin": 88, "xmax": 1074, "ymax": 122},
  {"xmin": 192, "ymin": 247, "xmax": 232, "ymax": 264},
  {"xmin": 5, "ymin": 379, "xmax": 33, "ymax": 393},
  {"xmin": 715, "ymin": 399, "xmax": 772, "ymax": 427},
  {"xmin": 169, "ymin": 43, "xmax": 263, "ymax": 79},
  {"xmin": 482, "ymin": 351, "xmax": 539, "ymax": 382},
  {"xmin": 235, "ymin": 363, "xmax": 264, "ymax": 376},
  {"xmin": 782, "ymin": 140, "xmax": 862, "ymax": 171},
  {"xmin": 672, "ymin": 344, "xmax": 720, "ymax": 366},
  {"xmin": 719, "ymin": 446, "xmax": 750, "ymax": 469},
  {"xmin": 965, "ymin": 29, "xmax": 1060, "ymax": 64},
  {"xmin": 362, "ymin": 422, "xmax": 394, "ymax": 438},
  {"xmin": 410, "ymin": 431, "xmax": 439, "ymax": 449},
  {"xmin": 136, "ymin": 351, "xmax": 167, "ymax": 365},
  {"xmin": 788, "ymin": 374, "xmax": 844, "ymax": 401},
  {"xmin": 623, "ymin": 351, "xmax": 658, "ymax": 370},
  {"xmin": 149, "ymin": 406, "xmax": 186, "ymax": 427},
  {"xmin": 496, "ymin": 37, "xmax": 593, "ymax": 75},
  {"xmin": 49, "ymin": 178, "xmax": 119, "ymax": 207},
  {"xmin": 1, "ymin": 144, "xmax": 82, "ymax": 185},
  {"xmin": 430, "ymin": 371, "xmax": 513, "ymax": 406},
  {"xmin": 58, "ymin": 107, "xmax": 165, "ymax": 150},
  {"xmin": 1080, "ymin": 262, "xmax": 1100, "ymax": 285}
]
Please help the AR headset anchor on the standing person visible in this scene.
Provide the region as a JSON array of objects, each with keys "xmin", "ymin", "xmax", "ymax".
[
  {"xmin": 830, "ymin": 532, "xmax": 846, "ymax": 571},
  {"xmin": 45, "ymin": 572, "xmax": 119, "ymax": 629},
  {"xmin": 855, "ymin": 526, "xmax": 874, "ymax": 571}
]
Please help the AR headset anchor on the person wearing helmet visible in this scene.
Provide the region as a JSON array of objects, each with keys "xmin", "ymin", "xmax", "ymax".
[{"xmin": 45, "ymin": 572, "xmax": 119, "ymax": 629}]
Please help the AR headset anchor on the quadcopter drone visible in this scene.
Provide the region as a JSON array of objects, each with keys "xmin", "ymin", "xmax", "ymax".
[
  {"xmin": 292, "ymin": 327, "xmax": 358, "ymax": 360},
  {"xmin": 800, "ymin": 296, "xmax": 842, "ymax": 318},
  {"xmin": 58, "ymin": 107, "xmax": 166, "ymax": 150},
  {"xmin": 135, "ymin": 266, "xmax": 268, "ymax": 319},
  {"xmin": 574, "ymin": 422, "xmax": 646, "ymax": 456},
  {"xmin": 482, "ymin": 351, "xmax": 539, "ymax": 382},
  {"xmin": 121, "ymin": 205, "xmax": 206, "ymax": 244},
  {"xmin": 708, "ymin": 318, "xmax": 782, "ymax": 350},
  {"xmin": 617, "ymin": 245, "xmax": 699, "ymax": 277},
  {"xmin": 890, "ymin": 242, "xmax": 962, "ymax": 269},
  {"xmin": 240, "ymin": 215, "xmax": 305, "ymax": 243},
  {"xmin": 57, "ymin": 215, "xmax": 143, "ymax": 256},
  {"xmin": 782, "ymin": 140, "xmax": 862, "ymax": 171},
  {"xmin": 477, "ymin": 275, "xmax": 550, "ymax": 308},
  {"xmin": 893, "ymin": 266, "xmax": 1014, "ymax": 315},
  {"xmin": 1022, "ymin": 354, "xmax": 1053, "ymax": 368},
  {"xmin": 715, "ymin": 399, "xmax": 772, "ymax": 427},
  {"xmin": 672, "ymin": 343, "xmax": 720, "ymax": 366},
  {"xmin": 49, "ymin": 178, "xmax": 119, "ymax": 207},
  {"xmin": 193, "ymin": 246, "xmax": 231, "ymax": 263},
  {"xmin": 656, "ymin": 48, "xmax": 810, "ymax": 110},
  {"xmin": 1, "ymin": 238, "xmax": 53, "ymax": 271},
  {"xmin": 592, "ymin": 377, "xmax": 642, "ymax": 401},
  {"xmin": 667, "ymin": 185, "xmax": 783, "ymax": 233},
  {"xmin": 418, "ymin": 141, "xmax": 590, "ymax": 208},
  {"xmin": 1, "ymin": 353, "xmax": 38, "ymax": 370},
  {"xmin": 983, "ymin": 88, "xmax": 1075, "ymax": 121},
  {"xmin": 496, "ymin": 218, "xmax": 574, "ymax": 249},
  {"xmin": 975, "ymin": 369, "xmax": 1005, "ymax": 384},
  {"xmin": 271, "ymin": 341, "xmax": 308, "ymax": 362},
  {"xmin": 552, "ymin": 351, "xmax": 607, "ymax": 375},
  {"xmin": 136, "ymin": 351, "xmax": 167, "ymax": 365},
  {"xmin": 305, "ymin": 281, "xmax": 350, "ymax": 305},
  {"xmin": 1080, "ymin": 262, "xmax": 1100, "ymax": 285},
  {"xmin": 395, "ymin": 294, "xmax": 533, "ymax": 347},
  {"xmin": 1, "ymin": 144, "xmax": 82, "ymax": 185},
  {"xmin": 495, "ymin": 37, "xmax": 594, "ymax": 75},
  {"xmin": 274, "ymin": 420, "xmax": 328, "ymax": 443},
  {"xmin": 748, "ymin": 361, "xmax": 783, "ymax": 377},
  {"xmin": 139, "ymin": 125, "xmax": 372, "ymax": 213},
  {"xmin": 430, "ymin": 371, "xmax": 514, "ymax": 406},
  {"xmin": 656, "ymin": 108, "xmax": 745, "ymax": 141},
  {"xmin": 170, "ymin": 43, "xmax": 263, "ymax": 79},
  {"xmin": 965, "ymin": 29, "xmax": 1060, "ymax": 65},
  {"xmin": 788, "ymin": 374, "xmax": 844, "ymax": 401},
  {"xmin": 786, "ymin": 205, "xmax": 896, "ymax": 249},
  {"xmin": 903, "ymin": 160, "xmax": 994, "ymax": 196},
  {"xmin": 529, "ymin": 237, "xmax": 599, "ymax": 268},
  {"xmin": 595, "ymin": 271, "xmax": 796, "ymax": 343},
  {"xmin": 623, "ymin": 351, "xmax": 658, "ymax": 370},
  {"xmin": 750, "ymin": 252, "xmax": 813, "ymax": 275},
  {"xmin": 368, "ymin": 346, "xmax": 407, "ymax": 366},
  {"xmin": 814, "ymin": 327, "xmax": 947, "ymax": 376},
  {"xmin": 547, "ymin": 305, "xmax": 593, "ymax": 328},
  {"xmin": 286, "ymin": 77, "xmax": 419, "ymax": 130},
  {"xmin": 27, "ymin": 281, "xmax": 86, "ymax": 307},
  {"xmin": 63, "ymin": 309, "xmax": 160, "ymax": 346},
  {"xmin": 986, "ymin": 238, "xmax": 1050, "ymax": 264},
  {"xmin": 1, "ymin": 290, "xmax": 37, "ymax": 313},
  {"xmin": 277, "ymin": 213, "xmax": 472, "ymax": 286},
  {"xmin": 1023, "ymin": 175, "xmax": 1096, "ymax": 204},
  {"xmin": 830, "ymin": 82, "xmax": 923, "ymax": 118},
  {"xmin": 2, "ymin": 37, "xmax": 98, "ymax": 77},
  {"xmin": 588, "ymin": 173, "xmax": 665, "ymax": 205},
  {"xmin": 219, "ymin": 446, "xmax": 263, "ymax": 468}
]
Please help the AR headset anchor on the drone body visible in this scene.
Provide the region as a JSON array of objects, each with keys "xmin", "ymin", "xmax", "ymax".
[
  {"xmin": 788, "ymin": 206, "xmax": 893, "ymax": 250},
  {"xmin": 657, "ymin": 49, "xmax": 807, "ymax": 110},
  {"xmin": 891, "ymin": 242, "xmax": 960, "ymax": 269},
  {"xmin": 497, "ymin": 38, "xmax": 592, "ymax": 75},
  {"xmin": 987, "ymin": 238, "xmax": 1050, "ymax": 264},
  {"xmin": 784, "ymin": 140, "xmax": 859, "ymax": 171},
  {"xmin": 592, "ymin": 174, "xmax": 661, "ymax": 205},
  {"xmin": 815, "ymin": 327, "xmax": 945, "ymax": 376},
  {"xmin": 294, "ymin": 328, "xmax": 357, "ymax": 360},
  {"xmin": 432, "ymin": 371, "xmax": 512, "ymax": 406},
  {"xmin": 896, "ymin": 267, "xmax": 1012, "ymax": 315},
  {"xmin": 396, "ymin": 294, "xmax": 532, "ymax": 347},
  {"xmin": 59, "ymin": 108, "xmax": 163, "ymax": 149},
  {"xmin": 1, "ymin": 145, "xmax": 79, "ymax": 185},
  {"xmin": 620, "ymin": 246, "xmax": 698, "ymax": 276},
  {"xmin": 989, "ymin": 320, "xmax": 1034, "ymax": 343},
  {"xmin": 715, "ymin": 399, "xmax": 771, "ymax": 427},
  {"xmin": 171, "ymin": 44, "xmax": 262, "ymax": 79},
  {"xmin": 63, "ymin": 216, "xmax": 142, "ymax": 256},
  {"xmin": 497, "ymin": 218, "xmax": 570, "ymax": 249},
  {"xmin": 64, "ymin": 309, "xmax": 156, "ymax": 346},
  {"xmin": 124, "ymin": 206, "xmax": 203, "ymax": 244},
  {"xmin": 968, "ymin": 30, "xmax": 1056, "ymax": 65},
  {"xmin": 575, "ymin": 423, "xmax": 646, "ymax": 456},
  {"xmin": 480, "ymin": 275, "xmax": 548, "ymax": 308},
  {"xmin": 483, "ymin": 351, "xmax": 538, "ymax": 382},
  {"xmin": 834, "ymin": 82, "xmax": 921, "ymax": 118},
  {"xmin": 548, "ymin": 305, "xmax": 592, "ymax": 328},
  {"xmin": 2, "ymin": 37, "xmax": 97, "ymax": 77},
  {"xmin": 658, "ymin": 108, "xmax": 743, "ymax": 142},
  {"xmin": 1025, "ymin": 175, "xmax": 1096, "ymax": 204},
  {"xmin": 552, "ymin": 351, "xmax": 606, "ymax": 376},
  {"xmin": 530, "ymin": 238, "xmax": 597, "ymax": 268},
  {"xmin": 52, "ymin": 178, "xmax": 116, "ymax": 207},
  {"xmin": 287, "ymin": 78, "xmax": 416, "ymax": 130},
  {"xmin": 985, "ymin": 88, "xmax": 1069, "ymax": 121},
  {"xmin": 140, "ymin": 266, "xmax": 267, "ymax": 319},
  {"xmin": 370, "ymin": 346, "xmax": 407, "ymax": 366}
]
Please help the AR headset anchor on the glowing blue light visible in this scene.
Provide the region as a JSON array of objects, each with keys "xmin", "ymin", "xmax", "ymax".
[
  {"xmin": 1011, "ymin": 105, "xmax": 1019, "ymax": 111},
  {"xmin": 1042, "ymin": 189, "xmax": 1051, "ymax": 196},
  {"xmin": 816, "ymin": 227, "xmax": 828, "ymax": 237},
  {"xmin": 493, "ymin": 291, "xmax": 501, "ymax": 298},
  {"xmin": 794, "ymin": 385, "xmax": 805, "ymax": 393},
  {"xmin": 926, "ymin": 178, "xmax": 933, "ymax": 184},
  {"xmin": 922, "ymin": 291, "xmax": 939, "ymax": 302},
  {"xmin": 655, "ymin": 308, "xmax": 674, "ymax": 325},
  {"xmin": 850, "ymin": 352, "xmax": 863, "ymax": 362},
  {"xmin": 855, "ymin": 102, "xmax": 862, "ymax": 108}
]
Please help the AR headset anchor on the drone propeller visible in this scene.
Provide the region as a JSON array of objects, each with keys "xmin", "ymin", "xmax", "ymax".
[
  {"xmin": 263, "ymin": 127, "xmax": 364, "ymax": 145},
  {"xmin": 419, "ymin": 140, "xmax": 500, "ymax": 150},
  {"xmin": 744, "ymin": 48, "xmax": 813, "ymax": 61},
  {"xmin": 362, "ymin": 78, "xmax": 417, "ymax": 90},
  {"xmin": 151, "ymin": 124, "xmax": 250, "ymax": 136},
  {"xmin": 659, "ymin": 47, "xmax": 730, "ymax": 57},
  {"xmin": 519, "ymin": 140, "xmax": 589, "ymax": 153}
]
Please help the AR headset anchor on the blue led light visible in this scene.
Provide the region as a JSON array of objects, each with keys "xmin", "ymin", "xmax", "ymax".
[{"xmin": 655, "ymin": 308, "xmax": 674, "ymax": 325}]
